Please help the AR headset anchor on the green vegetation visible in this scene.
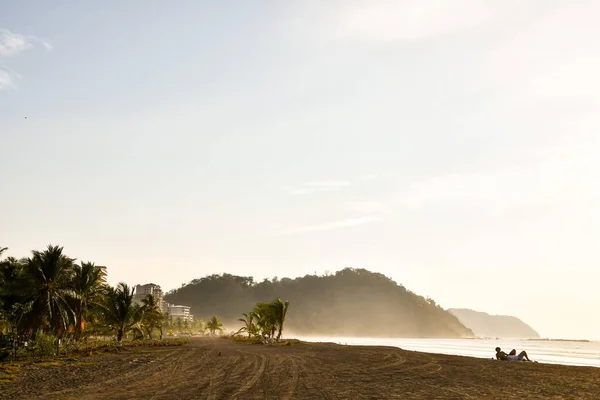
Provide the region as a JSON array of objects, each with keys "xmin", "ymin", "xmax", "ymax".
[
  {"xmin": 102, "ymin": 283, "xmax": 143, "ymax": 346},
  {"xmin": 0, "ymin": 364, "xmax": 20, "ymax": 384},
  {"xmin": 234, "ymin": 298, "xmax": 290, "ymax": 342},
  {"xmin": 205, "ymin": 316, "xmax": 223, "ymax": 335},
  {"xmin": 140, "ymin": 294, "xmax": 165, "ymax": 339},
  {"xmin": 166, "ymin": 268, "xmax": 473, "ymax": 338},
  {"xmin": 0, "ymin": 245, "xmax": 193, "ymax": 362}
]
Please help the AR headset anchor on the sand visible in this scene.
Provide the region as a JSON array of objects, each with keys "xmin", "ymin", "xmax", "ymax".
[{"xmin": 1, "ymin": 337, "xmax": 599, "ymax": 399}]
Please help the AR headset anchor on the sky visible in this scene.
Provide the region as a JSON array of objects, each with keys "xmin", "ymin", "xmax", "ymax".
[{"xmin": 1, "ymin": 0, "xmax": 600, "ymax": 340}]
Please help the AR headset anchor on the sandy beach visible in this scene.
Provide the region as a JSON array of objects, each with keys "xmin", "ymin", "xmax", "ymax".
[{"xmin": 2, "ymin": 337, "xmax": 600, "ymax": 399}]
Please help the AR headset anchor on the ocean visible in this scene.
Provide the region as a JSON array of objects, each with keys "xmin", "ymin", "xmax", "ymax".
[{"xmin": 297, "ymin": 337, "xmax": 600, "ymax": 368}]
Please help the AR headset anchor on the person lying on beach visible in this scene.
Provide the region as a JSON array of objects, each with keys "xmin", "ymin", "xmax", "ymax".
[{"xmin": 495, "ymin": 347, "xmax": 531, "ymax": 361}]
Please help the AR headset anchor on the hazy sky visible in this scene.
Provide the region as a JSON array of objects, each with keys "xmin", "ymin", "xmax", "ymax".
[{"xmin": 2, "ymin": 1, "xmax": 600, "ymax": 340}]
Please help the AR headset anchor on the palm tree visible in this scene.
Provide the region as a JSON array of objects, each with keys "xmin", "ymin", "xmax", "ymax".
[
  {"xmin": 140, "ymin": 294, "xmax": 163, "ymax": 339},
  {"xmin": 274, "ymin": 298, "xmax": 290, "ymax": 341},
  {"xmin": 20, "ymin": 245, "xmax": 76, "ymax": 338},
  {"xmin": 0, "ymin": 255, "xmax": 25, "ymax": 337},
  {"xmin": 236, "ymin": 312, "xmax": 258, "ymax": 338},
  {"xmin": 103, "ymin": 282, "xmax": 142, "ymax": 346},
  {"xmin": 0, "ymin": 257, "xmax": 24, "ymax": 306},
  {"xmin": 205, "ymin": 316, "xmax": 223, "ymax": 336},
  {"xmin": 253, "ymin": 302, "xmax": 278, "ymax": 339},
  {"xmin": 71, "ymin": 262, "xmax": 106, "ymax": 340},
  {"xmin": 0, "ymin": 257, "xmax": 23, "ymax": 284}
]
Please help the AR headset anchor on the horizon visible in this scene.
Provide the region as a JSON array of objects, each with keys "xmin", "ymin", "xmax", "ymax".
[{"xmin": 2, "ymin": 1, "xmax": 600, "ymax": 341}]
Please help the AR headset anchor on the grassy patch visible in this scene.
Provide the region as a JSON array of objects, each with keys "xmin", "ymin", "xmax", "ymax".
[
  {"xmin": 128, "ymin": 348, "xmax": 172, "ymax": 354},
  {"xmin": 231, "ymin": 336, "xmax": 261, "ymax": 343},
  {"xmin": 71, "ymin": 338, "xmax": 188, "ymax": 355},
  {"xmin": 35, "ymin": 361, "xmax": 61, "ymax": 367},
  {"xmin": 0, "ymin": 364, "xmax": 20, "ymax": 384},
  {"xmin": 72, "ymin": 360, "xmax": 96, "ymax": 365},
  {"xmin": 230, "ymin": 336, "xmax": 300, "ymax": 346}
]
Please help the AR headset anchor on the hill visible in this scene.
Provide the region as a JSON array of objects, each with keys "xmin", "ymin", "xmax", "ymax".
[
  {"xmin": 448, "ymin": 308, "xmax": 540, "ymax": 338},
  {"xmin": 165, "ymin": 268, "xmax": 473, "ymax": 338}
]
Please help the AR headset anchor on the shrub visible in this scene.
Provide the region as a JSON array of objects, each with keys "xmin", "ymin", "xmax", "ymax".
[{"xmin": 27, "ymin": 332, "xmax": 57, "ymax": 359}]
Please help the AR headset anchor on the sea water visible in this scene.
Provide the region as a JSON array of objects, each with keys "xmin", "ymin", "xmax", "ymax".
[{"xmin": 297, "ymin": 337, "xmax": 600, "ymax": 368}]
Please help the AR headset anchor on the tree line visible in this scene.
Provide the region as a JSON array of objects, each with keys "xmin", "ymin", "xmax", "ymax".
[{"xmin": 0, "ymin": 245, "xmax": 222, "ymax": 360}]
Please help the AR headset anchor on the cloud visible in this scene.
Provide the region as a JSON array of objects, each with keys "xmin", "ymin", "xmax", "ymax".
[
  {"xmin": 0, "ymin": 29, "xmax": 32, "ymax": 57},
  {"xmin": 394, "ymin": 141, "xmax": 600, "ymax": 214},
  {"xmin": 333, "ymin": 0, "xmax": 526, "ymax": 42},
  {"xmin": 476, "ymin": 3, "xmax": 600, "ymax": 109},
  {"xmin": 0, "ymin": 29, "xmax": 51, "ymax": 91},
  {"xmin": 31, "ymin": 36, "xmax": 53, "ymax": 51},
  {"xmin": 358, "ymin": 172, "xmax": 398, "ymax": 181},
  {"xmin": 345, "ymin": 201, "xmax": 391, "ymax": 215},
  {"xmin": 283, "ymin": 180, "xmax": 350, "ymax": 195},
  {"xmin": 0, "ymin": 66, "xmax": 19, "ymax": 91},
  {"xmin": 280, "ymin": 216, "xmax": 380, "ymax": 235}
]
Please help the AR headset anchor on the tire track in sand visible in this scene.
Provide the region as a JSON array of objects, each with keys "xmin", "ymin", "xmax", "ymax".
[
  {"xmin": 39, "ymin": 349, "xmax": 184, "ymax": 399},
  {"xmin": 229, "ymin": 352, "xmax": 267, "ymax": 399},
  {"xmin": 205, "ymin": 355, "xmax": 242, "ymax": 400},
  {"xmin": 282, "ymin": 355, "xmax": 300, "ymax": 400},
  {"xmin": 372, "ymin": 351, "xmax": 407, "ymax": 370},
  {"xmin": 148, "ymin": 348, "xmax": 204, "ymax": 399},
  {"xmin": 294, "ymin": 354, "xmax": 334, "ymax": 400}
]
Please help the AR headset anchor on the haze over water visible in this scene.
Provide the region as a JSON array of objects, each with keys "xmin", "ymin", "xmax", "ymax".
[{"xmin": 298, "ymin": 337, "xmax": 600, "ymax": 368}]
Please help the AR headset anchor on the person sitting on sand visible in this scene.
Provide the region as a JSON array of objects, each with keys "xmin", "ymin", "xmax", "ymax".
[{"xmin": 495, "ymin": 347, "xmax": 531, "ymax": 361}]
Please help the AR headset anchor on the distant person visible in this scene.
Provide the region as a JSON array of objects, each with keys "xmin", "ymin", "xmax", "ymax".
[{"xmin": 495, "ymin": 347, "xmax": 531, "ymax": 361}]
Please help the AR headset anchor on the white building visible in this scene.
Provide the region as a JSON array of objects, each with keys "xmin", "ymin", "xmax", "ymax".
[
  {"xmin": 134, "ymin": 283, "xmax": 167, "ymax": 313},
  {"xmin": 167, "ymin": 304, "xmax": 193, "ymax": 322}
]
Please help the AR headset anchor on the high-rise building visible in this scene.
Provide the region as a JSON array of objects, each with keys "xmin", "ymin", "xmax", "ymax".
[
  {"xmin": 167, "ymin": 304, "xmax": 193, "ymax": 322},
  {"xmin": 134, "ymin": 283, "xmax": 167, "ymax": 313}
]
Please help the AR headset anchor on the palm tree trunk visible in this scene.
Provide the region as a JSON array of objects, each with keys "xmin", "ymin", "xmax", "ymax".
[
  {"xmin": 75, "ymin": 308, "xmax": 83, "ymax": 341},
  {"xmin": 117, "ymin": 328, "xmax": 124, "ymax": 347}
]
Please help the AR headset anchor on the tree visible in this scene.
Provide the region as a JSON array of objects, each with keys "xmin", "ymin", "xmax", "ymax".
[
  {"xmin": 205, "ymin": 316, "xmax": 223, "ymax": 335},
  {"xmin": 236, "ymin": 312, "xmax": 258, "ymax": 338},
  {"xmin": 141, "ymin": 294, "xmax": 163, "ymax": 339},
  {"xmin": 3, "ymin": 302, "xmax": 32, "ymax": 360},
  {"xmin": 245, "ymin": 299, "xmax": 289, "ymax": 342},
  {"xmin": 164, "ymin": 314, "xmax": 173, "ymax": 331},
  {"xmin": 102, "ymin": 283, "xmax": 143, "ymax": 346},
  {"xmin": 71, "ymin": 262, "xmax": 107, "ymax": 340},
  {"xmin": 0, "ymin": 254, "xmax": 24, "ymax": 335},
  {"xmin": 273, "ymin": 298, "xmax": 290, "ymax": 341},
  {"xmin": 20, "ymin": 245, "xmax": 76, "ymax": 340}
]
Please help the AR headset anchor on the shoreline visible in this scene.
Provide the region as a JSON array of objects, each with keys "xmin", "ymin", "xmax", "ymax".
[{"xmin": 295, "ymin": 335, "xmax": 600, "ymax": 368}]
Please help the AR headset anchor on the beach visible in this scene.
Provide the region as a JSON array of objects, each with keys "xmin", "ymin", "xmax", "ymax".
[
  {"xmin": 297, "ymin": 336, "xmax": 600, "ymax": 368},
  {"xmin": 2, "ymin": 337, "xmax": 600, "ymax": 399}
]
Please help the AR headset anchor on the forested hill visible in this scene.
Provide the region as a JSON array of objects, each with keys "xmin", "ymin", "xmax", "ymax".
[
  {"xmin": 448, "ymin": 308, "xmax": 541, "ymax": 339},
  {"xmin": 165, "ymin": 268, "xmax": 473, "ymax": 338}
]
